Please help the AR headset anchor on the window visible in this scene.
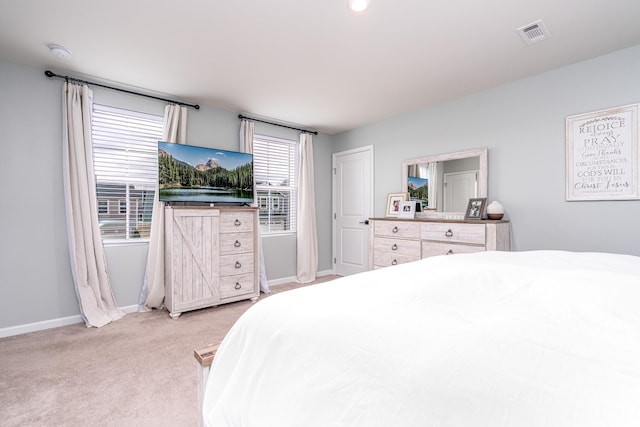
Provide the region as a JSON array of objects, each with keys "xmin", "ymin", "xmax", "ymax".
[
  {"xmin": 98, "ymin": 199, "xmax": 108, "ymax": 214},
  {"xmin": 253, "ymin": 134, "xmax": 297, "ymax": 234},
  {"xmin": 92, "ymin": 104, "xmax": 164, "ymax": 241}
]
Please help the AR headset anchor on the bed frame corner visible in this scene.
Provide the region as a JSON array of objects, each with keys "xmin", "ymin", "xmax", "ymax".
[{"xmin": 195, "ymin": 342, "xmax": 221, "ymax": 427}]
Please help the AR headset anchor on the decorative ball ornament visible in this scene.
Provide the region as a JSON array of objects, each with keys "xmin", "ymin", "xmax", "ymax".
[{"xmin": 486, "ymin": 201, "xmax": 504, "ymax": 220}]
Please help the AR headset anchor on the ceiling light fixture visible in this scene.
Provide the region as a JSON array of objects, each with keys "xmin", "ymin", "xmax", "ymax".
[
  {"xmin": 48, "ymin": 44, "xmax": 72, "ymax": 59},
  {"xmin": 348, "ymin": 0, "xmax": 370, "ymax": 12}
]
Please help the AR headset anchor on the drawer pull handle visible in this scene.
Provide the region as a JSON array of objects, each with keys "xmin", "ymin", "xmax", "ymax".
[
  {"xmin": 445, "ymin": 229, "xmax": 453, "ymax": 238},
  {"xmin": 391, "ymin": 243, "xmax": 398, "ymax": 251},
  {"xmin": 392, "ymin": 226, "xmax": 399, "ymax": 233},
  {"xmin": 235, "ymin": 261, "xmax": 242, "ymax": 269},
  {"xmin": 446, "ymin": 249, "xmax": 454, "ymax": 255},
  {"xmin": 234, "ymin": 240, "xmax": 241, "ymax": 247},
  {"xmin": 391, "ymin": 259, "xmax": 398, "ymax": 265},
  {"xmin": 234, "ymin": 219, "xmax": 241, "ymax": 226},
  {"xmin": 234, "ymin": 282, "xmax": 241, "ymax": 290}
]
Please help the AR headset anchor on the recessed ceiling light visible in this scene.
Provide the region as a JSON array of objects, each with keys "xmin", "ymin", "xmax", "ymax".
[
  {"xmin": 48, "ymin": 44, "xmax": 72, "ymax": 59},
  {"xmin": 348, "ymin": 0, "xmax": 370, "ymax": 12}
]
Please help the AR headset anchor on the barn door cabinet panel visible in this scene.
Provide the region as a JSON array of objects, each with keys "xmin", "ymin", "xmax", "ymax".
[{"xmin": 164, "ymin": 207, "xmax": 259, "ymax": 318}]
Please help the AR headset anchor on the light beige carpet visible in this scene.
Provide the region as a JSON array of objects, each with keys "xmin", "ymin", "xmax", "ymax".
[{"xmin": 0, "ymin": 276, "xmax": 337, "ymax": 427}]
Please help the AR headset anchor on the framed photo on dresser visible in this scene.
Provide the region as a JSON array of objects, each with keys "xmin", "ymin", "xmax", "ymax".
[
  {"xmin": 397, "ymin": 201, "xmax": 417, "ymax": 219},
  {"xmin": 464, "ymin": 198, "xmax": 486, "ymax": 219},
  {"xmin": 386, "ymin": 193, "xmax": 409, "ymax": 217}
]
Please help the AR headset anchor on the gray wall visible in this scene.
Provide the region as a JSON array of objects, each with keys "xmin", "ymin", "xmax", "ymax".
[
  {"xmin": 0, "ymin": 59, "xmax": 332, "ymax": 329},
  {"xmin": 3, "ymin": 43, "xmax": 640, "ymax": 330},
  {"xmin": 334, "ymin": 44, "xmax": 640, "ymax": 257},
  {"xmin": 1, "ymin": 61, "xmax": 77, "ymax": 328}
]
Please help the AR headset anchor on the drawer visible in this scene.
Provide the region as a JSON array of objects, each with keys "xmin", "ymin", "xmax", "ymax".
[
  {"xmin": 220, "ymin": 232, "xmax": 254, "ymax": 255},
  {"xmin": 374, "ymin": 251, "xmax": 420, "ymax": 268},
  {"xmin": 374, "ymin": 237, "xmax": 421, "ymax": 257},
  {"xmin": 421, "ymin": 241, "xmax": 485, "ymax": 258},
  {"xmin": 374, "ymin": 220, "xmax": 421, "ymax": 239},
  {"xmin": 421, "ymin": 223, "xmax": 485, "ymax": 245},
  {"xmin": 220, "ymin": 252, "xmax": 254, "ymax": 277},
  {"xmin": 220, "ymin": 211, "xmax": 254, "ymax": 234},
  {"xmin": 220, "ymin": 273, "xmax": 255, "ymax": 299}
]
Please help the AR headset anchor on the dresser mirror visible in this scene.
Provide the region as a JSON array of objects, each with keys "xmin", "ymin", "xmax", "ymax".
[{"xmin": 401, "ymin": 148, "xmax": 487, "ymax": 215}]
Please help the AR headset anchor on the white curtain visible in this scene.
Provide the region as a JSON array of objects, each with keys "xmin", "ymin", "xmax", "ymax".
[
  {"xmin": 139, "ymin": 104, "xmax": 188, "ymax": 310},
  {"xmin": 296, "ymin": 133, "xmax": 318, "ymax": 283},
  {"xmin": 240, "ymin": 119, "xmax": 270, "ymax": 293},
  {"xmin": 62, "ymin": 82, "xmax": 125, "ymax": 327}
]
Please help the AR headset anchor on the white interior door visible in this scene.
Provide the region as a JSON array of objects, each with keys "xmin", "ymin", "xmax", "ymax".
[
  {"xmin": 443, "ymin": 170, "xmax": 478, "ymax": 212},
  {"xmin": 333, "ymin": 146, "xmax": 374, "ymax": 276}
]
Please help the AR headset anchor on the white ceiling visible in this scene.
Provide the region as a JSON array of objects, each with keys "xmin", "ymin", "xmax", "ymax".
[{"xmin": 2, "ymin": 0, "xmax": 640, "ymax": 134}]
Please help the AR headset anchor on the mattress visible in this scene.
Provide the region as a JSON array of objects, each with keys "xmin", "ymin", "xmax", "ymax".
[{"xmin": 203, "ymin": 250, "xmax": 640, "ymax": 427}]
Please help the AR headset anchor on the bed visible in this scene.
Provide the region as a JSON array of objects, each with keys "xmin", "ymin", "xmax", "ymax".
[{"xmin": 202, "ymin": 250, "xmax": 640, "ymax": 426}]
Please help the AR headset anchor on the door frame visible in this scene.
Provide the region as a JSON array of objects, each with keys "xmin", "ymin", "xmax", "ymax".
[{"xmin": 332, "ymin": 145, "xmax": 375, "ymax": 275}]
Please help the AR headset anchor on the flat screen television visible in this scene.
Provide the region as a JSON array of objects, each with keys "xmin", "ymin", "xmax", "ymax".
[{"xmin": 158, "ymin": 141, "xmax": 254, "ymax": 204}]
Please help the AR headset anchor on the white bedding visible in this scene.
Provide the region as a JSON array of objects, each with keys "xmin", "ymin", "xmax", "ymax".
[{"xmin": 203, "ymin": 251, "xmax": 640, "ymax": 427}]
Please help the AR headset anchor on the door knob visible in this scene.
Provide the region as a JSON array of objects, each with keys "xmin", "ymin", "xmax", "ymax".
[{"xmin": 358, "ymin": 219, "xmax": 369, "ymax": 225}]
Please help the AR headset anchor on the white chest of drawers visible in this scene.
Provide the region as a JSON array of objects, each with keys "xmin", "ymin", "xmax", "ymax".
[
  {"xmin": 370, "ymin": 218, "xmax": 510, "ymax": 269},
  {"xmin": 164, "ymin": 206, "xmax": 259, "ymax": 318}
]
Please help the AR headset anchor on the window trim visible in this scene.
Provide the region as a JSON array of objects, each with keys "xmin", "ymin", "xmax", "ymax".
[
  {"xmin": 91, "ymin": 103, "xmax": 163, "ymax": 244},
  {"xmin": 253, "ymin": 134, "xmax": 298, "ymax": 235}
]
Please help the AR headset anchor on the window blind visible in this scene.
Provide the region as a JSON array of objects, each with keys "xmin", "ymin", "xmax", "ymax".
[
  {"xmin": 253, "ymin": 134, "xmax": 297, "ymax": 233},
  {"xmin": 91, "ymin": 104, "xmax": 163, "ymax": 240}
]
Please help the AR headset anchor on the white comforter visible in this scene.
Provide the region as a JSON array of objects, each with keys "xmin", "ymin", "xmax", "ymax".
[{"xmin": 203, "ymin": 251, "xmax": 640, "ymax": 427}]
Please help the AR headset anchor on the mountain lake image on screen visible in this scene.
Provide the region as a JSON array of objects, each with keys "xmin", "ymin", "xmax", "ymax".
[{"xmin": 157, "ymin": 141, "xmax": 254, "ymax": 204}]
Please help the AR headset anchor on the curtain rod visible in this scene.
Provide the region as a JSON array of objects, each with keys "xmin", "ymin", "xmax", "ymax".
[
  {"xmin": 238, "ymin": 114, "xmax": 318, "ymax": 135},
  {"xmin": 44, "ymin": 70, "xmax": 200, "ymax": 110}
]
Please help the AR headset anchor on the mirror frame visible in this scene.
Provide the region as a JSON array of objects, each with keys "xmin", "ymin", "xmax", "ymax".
[{"xmin": 401, "ymin": 147, "xmax": 488, "ymax": 214}]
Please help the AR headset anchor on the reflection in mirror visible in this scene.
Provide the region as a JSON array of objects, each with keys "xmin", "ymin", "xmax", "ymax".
[
  {"xmin": 407, "ymin": 163, "xmax": 437, "ymax": 209},
  {"xmin": 402, "ymin": 148, "xmax": 487, "ymax": 215}
]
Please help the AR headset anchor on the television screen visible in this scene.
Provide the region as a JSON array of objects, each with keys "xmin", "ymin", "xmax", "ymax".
[{"xmin": 158, "ymin": 141, "xmax": 254, "ymax": 204}]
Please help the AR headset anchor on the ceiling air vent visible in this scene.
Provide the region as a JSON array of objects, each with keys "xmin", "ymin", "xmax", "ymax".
[{"xmin": 516, "ymin": 19, "xmax": 551, "ymax": 45}]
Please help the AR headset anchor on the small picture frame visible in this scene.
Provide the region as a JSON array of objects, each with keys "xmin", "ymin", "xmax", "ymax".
[
  {"xmin": 397, "ymin": 201, "xmax": 417, "ymax": 219},
  {"xmin": 386, "ymin": 192, "xmax": 409, "ymax": 217},
  {"xmin": 464, "ymin": 197, "xmax": 487, "ymax": 220}
]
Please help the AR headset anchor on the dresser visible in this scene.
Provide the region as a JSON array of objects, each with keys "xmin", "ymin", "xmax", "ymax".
[
  {"xmin": 164, "ymin": 206, "xmax": 259, "ymax": 318},
  {"xmin": 370, "ymin": 218, "xmax": 510, "ymax": 269}
]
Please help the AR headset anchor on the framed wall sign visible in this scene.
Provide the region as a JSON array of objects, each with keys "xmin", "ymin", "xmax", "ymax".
[{"xmin": 566, "ymin": 104, "xmax": 639, "ymax": 201}]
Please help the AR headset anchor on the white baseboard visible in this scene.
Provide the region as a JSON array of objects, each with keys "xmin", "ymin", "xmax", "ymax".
[
  {"xmin": 268, "ymin": 269, "xmax": 334, "ymax": 288},
  {"xmin": 0, "ymin": 304, "xmax": 140, "ymax": 339},
  {"xmin": 0, "ymin": 314, "xmax": 83, "ymax": 339},
  {"xmin": 1, "ymin": 270, "xmax": 337, "ymax": 338},
  {"xmin": 121, "ymin": 305, "xmax": 141, "ymax": 314}
]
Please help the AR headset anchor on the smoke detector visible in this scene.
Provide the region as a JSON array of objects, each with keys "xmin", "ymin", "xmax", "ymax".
[
  {"xmin": 516, "ymin": 19, "xmax": 551, "ymax": 45},
  {"xmin": 48, "ymin": 44, "xmax": 72, "ymax": 59}
]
